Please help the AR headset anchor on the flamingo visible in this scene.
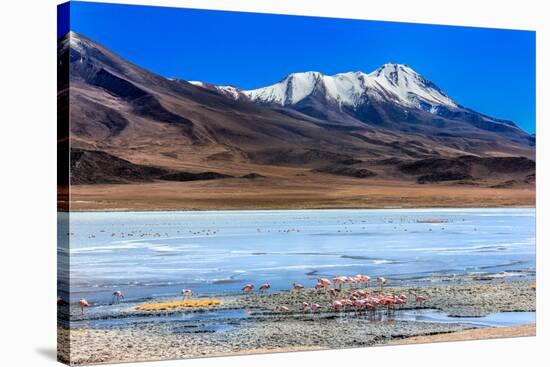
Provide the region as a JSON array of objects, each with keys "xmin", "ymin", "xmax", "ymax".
[
  {"xmin": 300, "ymin": 302, "xmax": 310, "ymax": 311},
  {"xmin": 341, "ymin": 298, "xmax": 354, "ymax": 309},
  {"xmin": 316, "ymin": 278, "xmax": 331, "ymax": 292},
  {"xmin": 277, "ymin": 306, "xmax": 289, "ymax": 313},
  {"xmin": 318, "ymin": 278, "xmax": 332, "ymax": 288},
  {"xmin": 318, "ymin": 278, "xmax": 331, "ymax": 287},
  {"xmin": 79, "ymin": 299, "xmax": 89, "ymax": 314},
  {"xmin": 112, "ymin": 290, "xmax": 124, "ymax": 303},
  {"xmin": 332, "ymin": 276, "xmax": 346, "ymax": 291},
  {"xmin": 310, "ymin": 303, "xmax": 322, "ymax": 313},
  {"xmin": 242, "ymin": 284, "xmax": 255, "ymax": 294},
  {"xmin": 376, "ymin": 277, "xmax": 387, "ymax": 290},
  {"xmin": 414, "ymin": 294, "xmax": 427, "ymax": 304},
  {"xmin": 259, "ymin": 283, "xmax": 271, "ymax": 293},
  {"xmin": 57, "ymin": 296, "xmax": 63, "ymax": 305},
  {"xmin": 181, "ymin": 289, "xmax": 193, "ymax": 299},
  {"xmin": 293, "ymin": 283, "xmax": 304, "ymax": 291},
  {"xmin": 353, "ymin": 299, "xmax": 367, "ymax": 314},
  {"xmin": 330, "ymin": 300, "xmax": 343, "ymax": 312}
]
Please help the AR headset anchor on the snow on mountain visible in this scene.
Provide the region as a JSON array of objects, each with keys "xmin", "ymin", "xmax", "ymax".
[
  {"xmin": 243, "ymin": 71, "xmax": 323, "ymax": 105},
  {"xmin": 364, "ymin": 64, "xmax": 457, "ymax": 109},
  {"xmin": 240, "ymin": 63, "xmax": 458, "ymax": 112}
]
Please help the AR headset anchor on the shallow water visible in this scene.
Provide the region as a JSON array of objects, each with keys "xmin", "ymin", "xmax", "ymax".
[
  {"xmin": 397, "ymin": 310, "xmax": 536, "ymax": 327},
  {"xmin": 61, "ymin": 208, "xmax": 535, "ymax": 305}
]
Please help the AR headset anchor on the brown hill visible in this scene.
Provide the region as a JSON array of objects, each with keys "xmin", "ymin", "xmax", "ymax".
[{"xmin": 58, "ymin": 32, "xmax": 535, "ymax": 209}]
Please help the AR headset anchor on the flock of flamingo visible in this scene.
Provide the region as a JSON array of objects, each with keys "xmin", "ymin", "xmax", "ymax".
[
  {"xmin": 240, "ymin": 275, "xmax": 427, "ymax": 315},
  {"xmin": 61, "ymin": 274, "xmax": 427, "ymax": 316}
]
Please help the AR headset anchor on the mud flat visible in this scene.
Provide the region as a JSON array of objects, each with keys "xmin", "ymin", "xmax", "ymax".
[{"xmin": 59, "ymin": 280, "xmax": 536, "ymax": 365}]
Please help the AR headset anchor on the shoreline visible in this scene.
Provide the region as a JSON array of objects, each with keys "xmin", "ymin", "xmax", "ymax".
[
  {"xmin": 60, "ymin": 280, "xmax": 536, "ymax": 365},
  {"xmin": 61, "ymin": 205, "xmax": 536, "ymax": 213}
]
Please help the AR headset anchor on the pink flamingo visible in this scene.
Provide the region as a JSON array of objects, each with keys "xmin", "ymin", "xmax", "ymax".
[
  {"xmin": 277, "ymin": 306, "xmax": 289, "ymax": 313},
  {"xmin": 112, "ymin": 290, "xmax": 124, "ymax": 303},
  {"xmin": 332, "ymin": 276, "xmax": 346, "ymax": 291},
  {"xmin": 242, "ymin": 284, "xmax": 255, "ymax": 294},
  {"xmin": 181, "ymin": 289, "xmax": 193, "ymax": 299},
  {"xmin": 293, "ymin": 283, "xmax": 304, "ymax": 291},
  {"xmin": 310, "ymin": 303, "xmax": 321, "ymax": 313},
  {"xmin": 259, "ymin": 283, "xmax": 271, "ymax": 293},
  {"xmin": 79, "ymin": 299, "xmax": 90, "ymax": 314},
  {"xmin": 330, "ymin": 300, "xmax": 343, "ymax": 312},
  {"xmin": 300, "ymin": 302, "xmax": 310, "ymax": 311},
  {"xmin": 57, "ymin": 296, "xmax": 63, "ymax": 305},
  {"xmin": 393, "ymin": 295, "xmax": 406, "ymax": 309},
  {"xmin": 315, "ymin": 278, "xmax": 331, "ymax": 292},
  {"xmin": 414, "ymin": 294, "xmax": 427, "ymax": 304},
  {"xmin": 376, "ymin": 277, "xmax": 387, "ymax": 290}
]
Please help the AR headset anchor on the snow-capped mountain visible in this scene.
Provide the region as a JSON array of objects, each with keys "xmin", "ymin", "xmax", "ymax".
[
  {"xmin": 242, "ymin": 63, "xmax": 457, "ymax": 112},
  {"xmin": 61, "ymin": 32, "xmax": 535, "ymax": 192},
  {"xmin": 188, "ymin": 63, "xmax": 459, "ymax": 114},
  {"xmin": 187, "ymin": 63, "xmax": 526, "ymax": 137}
]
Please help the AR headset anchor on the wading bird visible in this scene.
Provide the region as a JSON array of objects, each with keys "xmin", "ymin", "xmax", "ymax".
[
  {"xmin": 79, "ymin": 299, "xmax": 90, "ymax": 314},
  {"xmin": 310, "ymin": 303, "xmax": 322, "ymax": 313},
  {"xmin": 293, "ymin": 283, "xmax": 305, "ymax": 291},
  {"xmin": 332, "ymin": 276, "xmax": 347, "ymax": 291},
  {"xmin": 242, "ymin": 284, "xmax": 255, "ymax": 294},
  {"xmin": 413, "ymin": 293, "xmax": 427, "ymax": 304},
  {"xmin": 181, "ymin": 289, "xmax": 193, "ymax": 299},
  {"xmin": 112, "ymin": 290, "xmax": 124, "ymax": 303},
  {"xmin": 277, "ymin": 306, "xmax": 289, "ymax": 313},
  {"xmin": 376, "ymin": 277, "xmax": 387, "ymax": 290},
  {"xmin": 318, "ymin": 278, "xmax": 332, "ymax": 288},
  {"xmin": 259, "ymin": 283, "xmax": 271, "ymax": 293},
  {"xmin": 330, "ymin": 300, "xmax": 343, "ymax": 312}
]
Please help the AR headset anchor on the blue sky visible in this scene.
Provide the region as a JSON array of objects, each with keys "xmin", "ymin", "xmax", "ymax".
[{"xmin": 65, "ymin": 1, "xmax": 536, "ymax": 133}]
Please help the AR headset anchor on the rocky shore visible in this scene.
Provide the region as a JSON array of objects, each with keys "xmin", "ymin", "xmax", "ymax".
[{"xmin": 59, "ymin": 280, "xmax": 536, "ymax": 365}]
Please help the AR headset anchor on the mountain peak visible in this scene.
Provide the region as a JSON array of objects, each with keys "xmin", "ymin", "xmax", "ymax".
[
  {"xmin": 238, "ymin": 64, "xmax": 457, "ymax": 110},
  {"xmin": 365, "ymin": 64, "xmax": 457, "ymax": 109},
  {"xmin": 372, "ymin": 63, "xmax": 417, "ymax": 79}
]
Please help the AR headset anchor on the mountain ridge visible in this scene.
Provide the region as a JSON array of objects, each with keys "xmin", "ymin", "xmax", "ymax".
[
  {"xmin": 60, "ymin": 32, "xmax": 535, "ymax": 191},
  {"xmin": 187, "ymin": 63, "xmax": 525, "ymax": 137}
]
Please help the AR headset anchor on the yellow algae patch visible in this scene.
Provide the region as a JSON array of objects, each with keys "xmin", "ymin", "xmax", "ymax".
[{"xmin": 134, "ymin": 299, "xmax": 222, "ymax": 311}]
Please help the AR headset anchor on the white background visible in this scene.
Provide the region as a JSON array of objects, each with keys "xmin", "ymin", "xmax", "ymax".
[{"xmin": 0, "ymin": 0, "xmax": 547, "ymax": 366}]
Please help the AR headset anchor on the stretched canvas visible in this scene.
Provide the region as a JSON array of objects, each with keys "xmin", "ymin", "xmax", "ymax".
[{"xmin": 57, "ymin": 1, "xmax": 536, "ymax": 365}]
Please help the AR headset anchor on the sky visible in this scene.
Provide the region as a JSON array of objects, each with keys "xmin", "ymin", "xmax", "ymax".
[{"xmin": 63, "ymin": 1, "xmax": 536, "ymax": 133}]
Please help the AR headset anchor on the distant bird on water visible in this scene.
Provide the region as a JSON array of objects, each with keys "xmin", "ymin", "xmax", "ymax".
[
  {"xmin": 79, "ymin": 299, "xmax": 90, "ymax": 314},
  {"xmin": 112, "ymin": 290, "xmax": 124, "ymax": 303},
  {"xmin": 242, "ymin": 284, "xmax": 255, "ymax": 293},
  {"xmin": 181, "ymin": 289, "xmax": 193, "ymax": 299},
  {"xmin": 376, "ymin": 277, "xmax": 387, "ymax": 290},
  {"xmin": 259, "ymin": 283, "xmax": 271, "ymax": 293}
]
